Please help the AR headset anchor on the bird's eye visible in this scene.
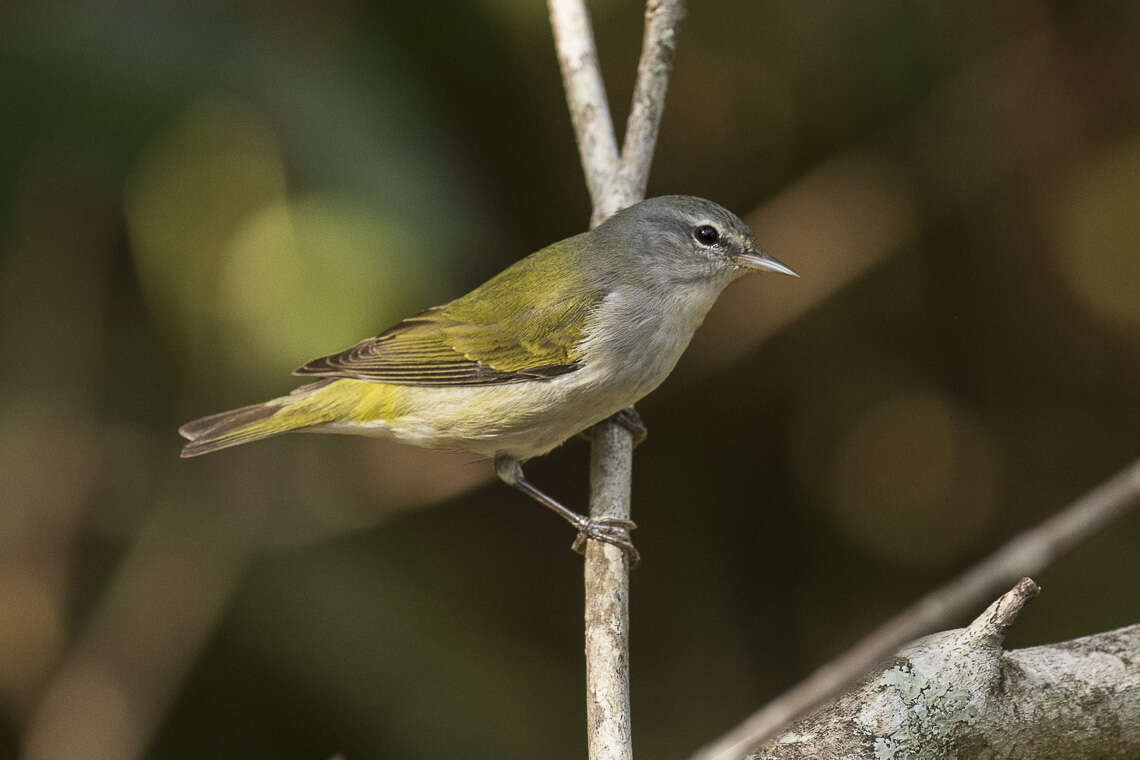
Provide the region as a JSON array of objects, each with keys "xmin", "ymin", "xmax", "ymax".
[{"xmin": 694, "ymin": 225, "xmax": 720, "ymax": 246}]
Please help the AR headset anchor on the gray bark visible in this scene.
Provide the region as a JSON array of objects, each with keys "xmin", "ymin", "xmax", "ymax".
[
  {"xmin": 749, "ymin": 581, "xmax": 1140, "ymax": 760},
  {"xmin": 548, "ymin": 2, "xmax": 686, "ymax": 759}
]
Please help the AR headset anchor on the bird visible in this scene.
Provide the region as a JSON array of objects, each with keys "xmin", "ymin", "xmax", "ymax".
[{"xmin": 179, "ymin": 195, "xmax": 796, "ymax": 562}]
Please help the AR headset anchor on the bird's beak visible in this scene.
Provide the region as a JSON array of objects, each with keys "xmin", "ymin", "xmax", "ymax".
[{"xmin": 734, "ymin": 249, "xmax": 798, "ymax": 277}]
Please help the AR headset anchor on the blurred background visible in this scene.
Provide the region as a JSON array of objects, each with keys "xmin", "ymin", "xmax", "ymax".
[{"xmin": 2, "ymin": 0, "xmax": 1140, "ymax": 758}]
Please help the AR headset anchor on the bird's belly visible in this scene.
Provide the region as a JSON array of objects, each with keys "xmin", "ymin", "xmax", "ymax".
[{"xmin": 323, "ymin": 369, "xmax": 639, "ymax": 460}]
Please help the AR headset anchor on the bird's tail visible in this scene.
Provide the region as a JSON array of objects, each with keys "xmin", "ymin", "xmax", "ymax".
[{"xmin": 178, "ymin": 379, "xmax": 342, "ymax": 458}]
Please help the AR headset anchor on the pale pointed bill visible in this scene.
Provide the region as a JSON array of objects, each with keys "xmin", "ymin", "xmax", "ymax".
[{"xmin": 735, "ymin": 250, "xmax": 799, "ymax": 277}]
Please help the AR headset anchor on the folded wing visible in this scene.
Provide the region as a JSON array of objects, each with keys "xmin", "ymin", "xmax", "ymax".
[{"xmin": 296, "ymin": 245, "xmax": 604, "ymax": 386}]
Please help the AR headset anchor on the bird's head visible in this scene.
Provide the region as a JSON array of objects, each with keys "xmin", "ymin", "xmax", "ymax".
[{"xmin": 598, "ymin": 195, "xmax": 796, "ymax": 289}]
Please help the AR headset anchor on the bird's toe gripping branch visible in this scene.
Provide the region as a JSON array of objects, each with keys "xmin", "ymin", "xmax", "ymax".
[
  {"xmin": 612, "ymin": 406, "xmax": 648, "ymax": 446},
  {"xmin": 579, "ymin": 406, "xmax": 649, "ymax": 447},
  {"xmin": 571, "ymin": 517, "xmax": 640, "ymax": 567}
]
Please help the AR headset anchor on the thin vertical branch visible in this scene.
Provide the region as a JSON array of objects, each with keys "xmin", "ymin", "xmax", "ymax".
[
  {"xmin": 584, "ymin": 421, "xmax": 636, "ymax": 759},
  {"xmin": 548, "ymin": 0, "xmax": 621, "ymax": 211},
  {"xmin": 547, "ymin": 1, "xmax": 686, "ymax": 759}
]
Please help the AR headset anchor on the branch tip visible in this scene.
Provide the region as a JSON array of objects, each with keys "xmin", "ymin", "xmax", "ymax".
[{"xmin": 964, "ymin": 577, "xmax": 1040, "ymax": 648}]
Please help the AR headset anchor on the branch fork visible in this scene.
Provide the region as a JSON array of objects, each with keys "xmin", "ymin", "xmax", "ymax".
[{"xmin": 547, "ymin": 1, "xmax": 687, "ymax": 759}]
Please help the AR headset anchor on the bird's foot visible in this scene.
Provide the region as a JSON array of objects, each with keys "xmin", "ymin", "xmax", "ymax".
[
  {"xmin": 579, "ymin": 406, "xmax": 648, "ymax": 447},
  {"xmin": 612, "ymin": 406, "xmax": 648, "ymax": 446},
  {"xmin": 571, "ymin": 517, "xmax": 640, "ymax": 567}
]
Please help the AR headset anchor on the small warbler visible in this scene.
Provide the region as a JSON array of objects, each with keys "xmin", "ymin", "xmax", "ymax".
[{"xmin": 180, "ymin": 195, "xmax": 796, "ymax": 561}]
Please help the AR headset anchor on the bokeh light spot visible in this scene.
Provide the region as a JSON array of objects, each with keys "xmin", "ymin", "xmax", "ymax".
[
  {"xmin": 825, "ymin": 390, "xmax": 999, "ymax": 566},
  {"xmin": 218, "ymin": 194, "xmax": 436, "ymax": 379},
  {"xmin": 0, "ymin": 576, "xmax": 62, "ymax": 713},
  {"xmin": 1053, "ymin": 137, "xmax": 1140, "ymax": 332},
  {"xmin": 23, "ymin": 660, "xmax": 136, "ymax": 760},
  {"xmin": 125, "ymin": 99, "xmax": 287, "ymax": 361}
]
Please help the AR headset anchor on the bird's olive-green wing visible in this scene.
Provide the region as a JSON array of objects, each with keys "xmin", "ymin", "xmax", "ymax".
[{"xmin": 294, "ymin": 240, "xmax": 605, "ymax": 386}]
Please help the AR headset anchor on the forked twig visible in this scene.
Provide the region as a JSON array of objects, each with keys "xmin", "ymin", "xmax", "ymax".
[{"xmin": 547, "ymin": 1, "xmax": 686, "ymax": 758}]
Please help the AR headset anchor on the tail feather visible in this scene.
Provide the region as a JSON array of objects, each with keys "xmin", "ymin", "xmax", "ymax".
[
  {"xmin": 179, "ymin": 403, "xmax": 282, "ymax": 457},
  {"xmin": 179, "ymin": 379, "xmax": 338, "ymax": 458},
  {"xmin": 178, "ymin": 403, "xmax": 276, "ymax": 441}
]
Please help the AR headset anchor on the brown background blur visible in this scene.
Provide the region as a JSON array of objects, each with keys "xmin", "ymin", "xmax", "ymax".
[{"xmin": 2, "ymin": 1, "xmax": 1139, "ymax": 758}]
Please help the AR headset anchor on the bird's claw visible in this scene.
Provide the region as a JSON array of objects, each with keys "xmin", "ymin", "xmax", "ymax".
[
  {"xmin": 578, "ymin": 407, "xmax": 648, "ymax": 448},
  {"xmin": 571, "ymin": 517, "xmax": 641, "ymax": 567},
  {"xmin": 612, "ymin": 407, "xmax": 648, "ymax": 447}
]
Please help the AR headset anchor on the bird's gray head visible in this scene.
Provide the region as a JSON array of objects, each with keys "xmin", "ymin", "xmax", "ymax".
[{"xmin": 596, "ymin": 195, "xmax": 796, "ymax": 287}]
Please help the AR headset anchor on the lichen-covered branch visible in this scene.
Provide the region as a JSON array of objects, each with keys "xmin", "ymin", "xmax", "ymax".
[
  {"xmin": 694, "ymin": 456, "xmax": 1140, "ymax": 760},
  {"xmin": 745, "ymin": 580, "xmax": 1140, "ymax": 759},
  {"xmin": 547, "ymin": 2, "xmax": 686, "ymax": 759}
]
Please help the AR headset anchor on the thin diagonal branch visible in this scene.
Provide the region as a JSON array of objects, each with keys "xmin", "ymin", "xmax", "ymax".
[
  {"xmin": 693, "ymin": 455, "xmax": 1140, "ymax": 760},
  {"xmin": 605, "ymin": 0, "xmax": 686, "ymax": 218},
  {"xmin": 547, "ymin": 2, "xmax": 686, "ymax": 759}
]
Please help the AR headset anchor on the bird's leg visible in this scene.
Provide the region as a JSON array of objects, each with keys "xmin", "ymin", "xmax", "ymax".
[
  {"xmin": 493, "ymin": 453, "xmax": 640, "ymax": 566},
  {"xmin": 577, "ymin": 405, "xmax": 649, "ymax": 447}
]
